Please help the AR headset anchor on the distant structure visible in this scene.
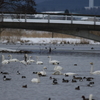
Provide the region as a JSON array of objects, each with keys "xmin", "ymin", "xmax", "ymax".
[
  {"xmin": 85, "ymin": 0, "xmax": 99, "ymax": 9},
  {"xmin": 89, "ymin": 0, "xmax": 94, "ymax": 8}
]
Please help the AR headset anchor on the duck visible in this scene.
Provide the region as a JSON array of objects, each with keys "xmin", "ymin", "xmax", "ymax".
[
  {"xmin": 8, "ymin": 54, "xmax": 19, "ymax": 62},
  {"xmin": 87, "ymin": 83, "xmax": 93, "ymax": 87},
  {"xmin": 22, "ymin": 85, "xmax": 27, "ymax": 88},
  {"xmin": 17, "ymin": 71, "xmax": 20, "ymax": 75},
  {"xmin": 3, "ymin": 75, "xmax": 11, "ymax": 81},
  {"xmin": 52, "ymin": 79, "xmax": 58, "ymax": 85},
  {"xmin": 75, "ymin": 86, "xmax": 80, "ymax": 90},
  {"xmin": 36, "ymin": 56, "xmax": 43, "ymax": 65},
  {"xmin": 2, "ymin": 55, "xmax": 10, "ymax": 64},
  {"xmin": 82, "ymin": 94, "xmax": 95, "ymax": 100},
  {"xmin": 33, "ymin": 72, "xmax": 38, "ymax": 74},
  {"xmin": 1, "ymin": 71, "xmax": 9, "ymax": 74},
  {"xmin": 72, "ymin": 79, "xmax": 77, "ymax": 83},
  {"xmin": 31, "ymin": 73, "xmax": 40, "ymax": 83},
  {"xmin": 73, "ymin": 76, "xmax": 82, "ymax": 80},
  {"xmin": 48, "ymin": 56, "xmax": 60, "ymax": 65},
  {"xmin": 22, "ymin": 76, "xmax": 26, "ymax": 78},
  {"xmin": 48, "ymin": 98, "xmax": 51, "ymax": 100},
  {"xmin": 62, "ymin": 78, "xmax": 69, "ymax": 83}
]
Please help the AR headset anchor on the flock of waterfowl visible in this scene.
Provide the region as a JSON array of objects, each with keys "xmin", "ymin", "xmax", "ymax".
[{"xmin": 1, "ymin": 54, "xmax": 100, "ymax": 100}]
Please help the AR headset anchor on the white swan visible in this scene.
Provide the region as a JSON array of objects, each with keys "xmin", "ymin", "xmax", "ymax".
[
  {"xmin": 48, "ymin": 56, "xmax": 60, "ymax": 65},
  {"xmin": 36, "ymin": 56, "xmax": 43, "ymax": 65},
  {"xmin": 27, "ymin": 56, "xmax": 35, "ymax": 64},
  {"xmin": 20, "ymin": 60, "xmax": 27, "ymax": 65},
  {"xmin": 8, "ymin": 54, "xmax": 19, "ymax": 62},
  {"xmin": 52, "ymin": 70, "xmax": 63, "ymax": 75},
  {"xmin": 38, "ymin": 67, "xmax": 47, "ymax": 76},
  {"xmin": 63, "ymin": 72, "xmax": 78, "ymax": 76},
  {"xmin": 31, "ymin": 73, "xmax": 40, "ymax": 83},
  {"xmin": 54, "ymin": 65, "xmax": 63, "ymax": 71},
  {"xmin": 2, "ymin": 55, "xmax": 9, "ymax": 64},
  {"xmin": 90, "ymin": 63, "xmax": 100, "ymax": 75}
]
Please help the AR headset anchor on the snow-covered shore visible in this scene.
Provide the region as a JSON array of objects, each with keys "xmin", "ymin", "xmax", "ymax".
[
  {"xmin": 0, "ymin": 37, "xmax": 100, "ymax": 53},
  {"xmin": 21, "ymin": 37, "xmax": 100, "ymax": 44}
]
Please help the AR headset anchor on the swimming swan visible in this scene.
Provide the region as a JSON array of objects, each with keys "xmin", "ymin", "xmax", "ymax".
[
  {"xmin": 54, "ymin": 64, "xmax": 63, "ymax": 71},
  {"xmin": 90, "ymin": 63, "xmax": 100, "ymax": 75},
  {"xmin": 63, "ymin": 72, "xmax": 78, "ymax": 76},
  {"xmin": 20, "ymin": 60, "xmax": 27, "ymax": 65},
  {"xmin": 38, "ymin": 67, "xmax": 47, "ymax": 76},
  {"xmin": 52, "ymin": 70, "xmax": 63, "ymax": 75},
  {"xmin": 31, "ymin": 73, "xmax": 40, "ymax": 83},
  {"xmin": 27, "ymin": 56, "xmax": 35, "ymax": 64},
  {"xmin": 2, "ymin": 55, "xmax": 9, "ymax": 64},
  {"xmin": 48, "ymin": 56, "xmax": 60, "ymax": 65},
  {"xmin": 8, "ymin": 54, "xmax": 19, "ymax": 62},
  {"xmin": 36, "ymin": 56, "xmax": 43, "ymax": 65}
]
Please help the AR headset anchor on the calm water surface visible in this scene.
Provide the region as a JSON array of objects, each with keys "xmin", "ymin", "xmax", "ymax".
[{"xmin": 0, "ymin": 44, "xmax": 100, "ymax": 100}]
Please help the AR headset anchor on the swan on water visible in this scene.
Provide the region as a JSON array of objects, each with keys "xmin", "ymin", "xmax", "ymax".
[
  {"xmin": 48, "ymin": 56, "xmax": 60, "ymax": 65},
  {"xmin": 90, "ymin": 62, "xmax": 100, "ymax": 75},
  {"xmin": 20, "ymin": 60, "xmax": 27, "ymax": 65},
  {"xmin": 52, "ymin": 70, "xmax": 63, "ymax": 75},
  {"xmin": 2, "ymin": 55, "xmax": 10, "ymax": 64},
  {"xmin": 27, "ymin": 56, "xmax": 35, "ymax": 64},
  {"xmin": 63, "ymin": 72, "xmax": 78, "ymax": 76},
  {"xmin": 31, "ymin": 73, "xmax": 40, "ymax": 83},
  {"xmin": 38, "ymin": 67, "xmax": 47, "ymax": 76},
  {"xmin": 8, "ymin": 54, "xmax": 19, "ymax": 62},
  {"xmin": 36, "ymin": 56, "xmax": 43, "ymax": 65},
  {"xmin": 54, "ymin": 64, "xmax": 63, "ymax": 71}
]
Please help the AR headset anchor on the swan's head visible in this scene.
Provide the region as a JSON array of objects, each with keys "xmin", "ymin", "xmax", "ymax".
[
  {"xmin": 43, "ymin": 67, "xmax": 47, "ymax": 69},
  {"xmin": 37, "ymin": 56, "xmax": 39, "ymax": 58},
  {"xmin": 89, "ymin": 94, "xmax": 93, "ymax": 99},
  {"xmin": 30, "ymin": 56, "xmax": 32, "ymax": 58},
  {"xmin": 90, "ymin": 62, "xmax": 93, "ymax": 65},
  {"xmin": 48, "ymin": 56, "xmax": 51, "ymax": 58},
  {"xmin": 8, "ymin": 54, "xmax": 11, "ymax": 57}
]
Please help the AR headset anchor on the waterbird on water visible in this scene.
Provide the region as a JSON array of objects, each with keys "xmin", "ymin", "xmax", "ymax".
[{"xmin": 82, "ymin": 94, "xmax": 95, "ymax": 100}]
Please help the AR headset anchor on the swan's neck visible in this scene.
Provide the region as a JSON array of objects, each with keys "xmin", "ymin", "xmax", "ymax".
[
  {"xmin": 90, "ymin": 65, "xmax": 94, "ymax": 73},
  {"xmin": 10, "ymin": 55, "xmax": 12, "ymax": 59},
  {"xmin": 37, "ymin": 57, "xmax": 39, "ymax": 62},
  {"xmin": 2, "ymin": 55, "xmax": 4, "ymax": 61},
  {"xmin": 89, "ymin": 94, "xmax": 93, "ymax": 100},
  {"xmin": 37, "ymin": 74, "xmax": 40, "ymax": 82},
  {"xmin": 29, "ymin": 56, "xmax": 31, "ymax": 61},
  {"xmin": 49, "ymin": 57, "xmax": 51, "ymax": 62}
]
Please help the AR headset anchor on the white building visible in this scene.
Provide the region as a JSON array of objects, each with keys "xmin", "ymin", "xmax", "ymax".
[
  {"xmin": 85, "ymin": 0, "xmax": 99, "ymax": 9},
  {"xmin": 89, "ymin": 0, "xmax": 94, "ymax": 8}
]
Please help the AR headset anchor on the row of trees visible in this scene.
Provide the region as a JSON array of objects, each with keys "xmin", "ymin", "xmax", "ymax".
[
  {"xmin": 0, "ymin": 0, "xmax": 36, "ymax": 13},
  {"xmin": 0, "ymin": 0, "xmax": 37, "ymax": 43}
]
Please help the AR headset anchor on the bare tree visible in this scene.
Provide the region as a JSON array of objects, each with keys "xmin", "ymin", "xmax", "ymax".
[
  {"xmin": 0, "ymin": 0, "xmax": 36, "ymax": 13},
  {"xmin": 0, "ymin": 0, "xmax": 36, "ymax": 43}
]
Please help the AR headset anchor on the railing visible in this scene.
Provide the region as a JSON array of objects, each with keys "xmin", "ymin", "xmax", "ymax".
[{"xmin": 0, "ymin": 12, "xmax": 100, "ymax": 25}]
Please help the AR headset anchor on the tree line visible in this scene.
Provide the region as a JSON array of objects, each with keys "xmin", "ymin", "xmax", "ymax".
[{"xmin": 0, "ymin": 0, "xmax": 36, "ymax": 13}]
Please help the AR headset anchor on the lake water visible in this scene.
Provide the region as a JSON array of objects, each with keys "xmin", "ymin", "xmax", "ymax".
[{"xmin": 0, "ymin": 44, "xmax": 100, "ymax": 100}]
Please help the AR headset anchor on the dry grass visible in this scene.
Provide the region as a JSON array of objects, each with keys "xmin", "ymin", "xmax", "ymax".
[
  {"xmin": 0, "ymin": 29, "xmax": 76, "ymax": 38},
  {"xmin": 0, "ymin": 29, "xmax": 99, "ymax": 44}
]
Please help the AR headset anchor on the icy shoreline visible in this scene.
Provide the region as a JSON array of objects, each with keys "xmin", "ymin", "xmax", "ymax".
[{"xmin": 0, "ymin": 37, "xmax": 100, "ymax": 53}]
